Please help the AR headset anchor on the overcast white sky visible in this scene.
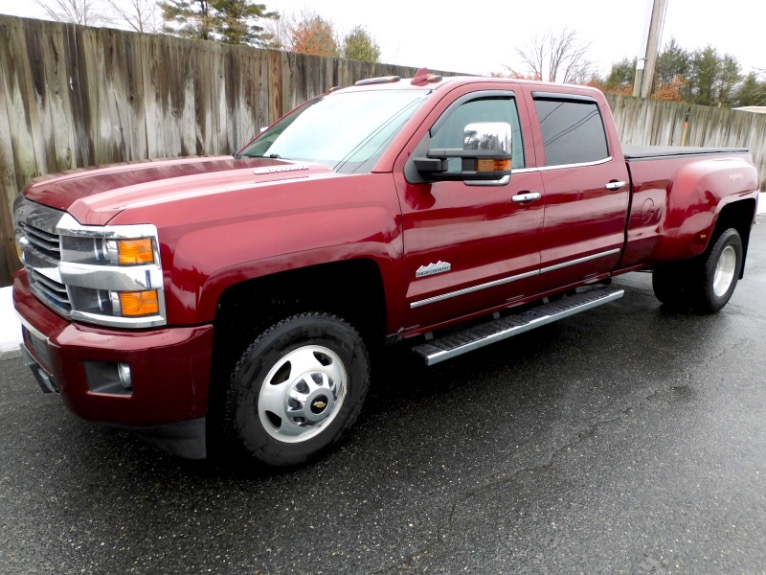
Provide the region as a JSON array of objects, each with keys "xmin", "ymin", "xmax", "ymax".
[{"xmin": 0, "ymin": 0, "xmax": 763, "ymax": 78}]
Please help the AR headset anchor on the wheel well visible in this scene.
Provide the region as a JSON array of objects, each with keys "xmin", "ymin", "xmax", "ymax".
[
  {"xmin": 714, "ymin": 199, "xmax": 757, "ymax": 278},
  {"xmin": 211, "ymin": 259, "xmax": 387, "ymax": 377}
]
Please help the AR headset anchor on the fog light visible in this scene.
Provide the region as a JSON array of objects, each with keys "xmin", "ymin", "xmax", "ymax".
[
  {"xmin": 84, "ymin": 361, "xmax": 133, "ymax": 396},
  {"xmin": 118, "ymin": 363, "xmax": 133, "ymax": 390}
]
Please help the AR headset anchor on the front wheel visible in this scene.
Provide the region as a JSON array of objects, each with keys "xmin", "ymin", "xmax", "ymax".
[
  {"xmin": 688, "ymin": 228, "xmax": 743, "ymax": 314},
  {"xmin": 217, "ymin": 312, "xmax": 370, "ymax": 467}
]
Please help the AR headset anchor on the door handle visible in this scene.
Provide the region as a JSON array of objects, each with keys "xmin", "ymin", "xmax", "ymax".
[
  {"xmin": 605, "ymin": 181, "xmax": 627, "ymax": 191},
  {"xmin": 512, "ymin": 192, "xmax": 541, "ymax": 204}
]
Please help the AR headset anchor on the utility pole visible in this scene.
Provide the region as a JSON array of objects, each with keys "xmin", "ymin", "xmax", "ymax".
[{"xmin": 633, "ymin": 0, "xmax": 669, "ymax": 98}]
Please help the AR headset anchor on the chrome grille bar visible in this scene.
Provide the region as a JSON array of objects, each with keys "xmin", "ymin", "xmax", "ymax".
[
  {"xmin": 19, "ymin": 222, "xmax": 61, "ymax": 258},
  {"xmin": 15, "ymin": 198, "xmax": 71, "ymax": 316},
  {"xmin": 28, "ymin": 268, "xmax": 72, "ymax": 312}
]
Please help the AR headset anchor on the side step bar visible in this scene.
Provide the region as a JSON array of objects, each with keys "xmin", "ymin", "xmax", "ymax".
[{"xmin": 411, "ymin": 285, "xmax": 624, "ymax": 366}]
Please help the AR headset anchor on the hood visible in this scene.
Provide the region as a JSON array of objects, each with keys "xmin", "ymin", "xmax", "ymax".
[{"xmin": 23, "ymin": 156, "xmax": 334, "ymax": 225}]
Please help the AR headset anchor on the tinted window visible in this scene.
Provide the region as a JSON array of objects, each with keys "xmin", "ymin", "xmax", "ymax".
[
  {"xmin": 431, "ymin": 97, "xmax": 525, "ymax": 170},
  {"xmin": 534, "ymin": 99, "xmax": 609, "ymax": 166}
]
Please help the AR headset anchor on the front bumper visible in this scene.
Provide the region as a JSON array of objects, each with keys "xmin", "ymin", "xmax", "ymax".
[{"xmin": 13, "ymin": 271, "xmax": 214, "ymax": 428}]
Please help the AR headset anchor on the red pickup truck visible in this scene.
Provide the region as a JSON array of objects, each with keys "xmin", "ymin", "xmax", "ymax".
[{"xmin": 13, "ymin": 73, "xmax": 759, "ymax": 466}]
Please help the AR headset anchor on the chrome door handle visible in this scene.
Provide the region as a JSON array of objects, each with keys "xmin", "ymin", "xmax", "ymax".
[
  {"xmin": 605, "ymin": 181, "xmax": 627, "ymax": 190},
  {"xmin": 512, "ymin": 192, "xmax": 541, "ymax": 204}
]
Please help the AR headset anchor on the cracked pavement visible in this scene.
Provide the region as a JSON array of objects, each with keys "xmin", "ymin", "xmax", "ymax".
[{"xmin": 2, "ymin": 219, "xmax": 765, "ymax": 575}]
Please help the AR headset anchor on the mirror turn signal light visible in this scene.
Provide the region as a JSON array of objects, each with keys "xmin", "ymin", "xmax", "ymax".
[{"xmin": 476, "ymin": 159, "xmax": 512, "ymax": 172}]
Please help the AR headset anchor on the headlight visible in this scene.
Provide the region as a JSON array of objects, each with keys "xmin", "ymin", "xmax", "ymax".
[
  {"xmin": 61, "ymin": 233, "xmax": 159, "ymax": 267},
  {"xmin": 57, "ymin": 215, "xmax": 166, "ymax": 327},
  {"xmin": 15, "ymin": 199, "xmax": 167, "ymax": 329},
  {"xmin": 58, "ymin": 215, "xmax": 166, "ymax": 327}
]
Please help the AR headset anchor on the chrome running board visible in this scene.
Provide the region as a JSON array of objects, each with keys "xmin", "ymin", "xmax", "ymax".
[{"xmin": 411, "ymin": 285, "xmax": 624, "ymax": 366}]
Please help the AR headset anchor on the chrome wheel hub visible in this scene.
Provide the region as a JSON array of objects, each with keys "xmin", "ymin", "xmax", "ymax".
[
  {"xmin": 258, "ymin": 345, "xmax": 347, "ymax": 443},
  {"xmin": 713, "ymin": 245, "xmax": 737, "ymax": 298},
  {"xmin": 287, "ymin": 371, "xmax": 336, "ymax": 425}
]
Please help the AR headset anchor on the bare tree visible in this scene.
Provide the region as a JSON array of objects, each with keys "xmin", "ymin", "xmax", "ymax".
[
  {"xmin": 511, "ymin": 28, "xmax": 595, "ymax": 84},
  {"xmin": 102, "ymin": 0, "xmax": 160, "ymax": 33},
  {"xmin": 263, "ymin": 10, "xmax": 293, "ymax": 50},
  {"xmin": 33, "ymin": 0, "xmax": 105, "ymax": 26}
]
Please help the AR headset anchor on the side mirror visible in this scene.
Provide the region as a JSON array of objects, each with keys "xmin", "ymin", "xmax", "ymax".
[{"xmin": 414, "ymin": 122, "xmax": 513, "ymax": 182}]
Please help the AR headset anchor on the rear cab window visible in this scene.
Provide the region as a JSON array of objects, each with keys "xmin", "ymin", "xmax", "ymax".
[{"xmin": 532, "ymin": 96, "xmax": 609, "ymax": 166}]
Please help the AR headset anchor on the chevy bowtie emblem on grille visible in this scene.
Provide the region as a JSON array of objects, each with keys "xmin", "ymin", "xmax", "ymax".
[{"xmin": 416, "ymin": 261, "xmax": 452, "ymax": 278}]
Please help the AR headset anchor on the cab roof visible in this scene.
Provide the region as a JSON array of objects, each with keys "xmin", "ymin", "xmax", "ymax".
[{"xmin": 331, "ymin": 69, "xmax": 604, "ymax": 100}]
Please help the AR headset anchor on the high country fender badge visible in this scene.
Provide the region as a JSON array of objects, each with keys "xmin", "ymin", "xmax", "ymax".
[{"xmin": 416, "ymin": 261, "xmax": 452, "ymax": 278}]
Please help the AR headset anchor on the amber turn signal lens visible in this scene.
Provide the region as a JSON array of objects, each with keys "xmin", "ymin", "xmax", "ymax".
[
  {"xmin": 118, "ymin": 239, "xmax": 154, "ymax": 265},
  {"xmin": 477, "ymin": 159, "xmax": 512, "ymax": 172},
  {"xmin": 119, "ymin": 290, "xmax": 159, "ymax": 316}
]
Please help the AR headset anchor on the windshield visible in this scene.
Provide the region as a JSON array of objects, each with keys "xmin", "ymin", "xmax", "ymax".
[{"xmin": 239, "ymin": 90, "xmax": 429, "ymax": 173}]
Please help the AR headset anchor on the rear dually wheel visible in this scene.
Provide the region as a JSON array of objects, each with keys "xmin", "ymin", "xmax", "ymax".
[
  {"xmin": 688, "ymin": 228, "xmax": 743, "ymax": 313},
  {"xmin": 651, "ymin": 228, "xmax": 743, "ymax": 314}
]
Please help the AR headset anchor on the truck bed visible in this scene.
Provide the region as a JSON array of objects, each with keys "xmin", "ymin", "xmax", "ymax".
[{"xmin": 619, "ymin": 145, "xmax": 757, "ymax": 270}]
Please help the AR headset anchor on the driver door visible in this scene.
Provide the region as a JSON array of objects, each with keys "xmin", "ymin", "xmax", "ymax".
[{"xmin": 396, "ymin": 90, "xmax": 546, "ymax": 332}]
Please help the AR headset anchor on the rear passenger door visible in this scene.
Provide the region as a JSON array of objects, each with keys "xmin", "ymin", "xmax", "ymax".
[{"xmin": 530, "ymin": 91, "xmax": 630, "ymax": 289}]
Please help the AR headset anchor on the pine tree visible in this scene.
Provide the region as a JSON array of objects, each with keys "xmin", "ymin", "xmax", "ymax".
[
  {"xmin": 734, "ymin": 72, "xmax": 766, "ymax": 107},
  {"xmin": 159, "ymin": 0, "xmax": 278, "ymax": 46},
  {"xmin": 604, "ymin": 58, "xmax": 636, "ymax": 91},
  {"xmin": 211, "ymin": 0, "xmax": 278, "ymax": 45}
]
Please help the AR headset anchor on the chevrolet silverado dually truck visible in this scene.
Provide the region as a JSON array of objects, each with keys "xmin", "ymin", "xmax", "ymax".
[{"xmin": 12, "ymin": 71, "xmax": 760, "ymax": 466}]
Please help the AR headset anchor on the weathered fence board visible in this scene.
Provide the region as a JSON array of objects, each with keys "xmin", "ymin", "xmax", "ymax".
[
  {"xmin": 1, "ymin": 14, "xmax": 764, "ymax": 287},
  {"xmin": 605, "ymin": 93, "xmax": 766, "ymax": 186}
]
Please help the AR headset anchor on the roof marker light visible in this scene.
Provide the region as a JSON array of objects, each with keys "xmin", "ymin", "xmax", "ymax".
[
  {"xmin": 411, "ymin": 68, "xmax": 443, "ymax": 86},
  {"xmin": 354, "ymin": 75, "xmax": 401, "ymax": 86}
]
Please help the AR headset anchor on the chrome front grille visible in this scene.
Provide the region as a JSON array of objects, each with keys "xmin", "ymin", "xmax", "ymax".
[
  {"xmin": 27, "ymin": 268, "xmax": 72, "ymax": 313},
  {"xmin": 14, "ymin": 195, "xmax": 167, "ymax": 328},
  {"xmin": 14, "ymin": 197, "xmax": 72, "ymax": 317},
  {"xmin": 18, "ymin": 220, "xmax": 62, "ymax": 260}
]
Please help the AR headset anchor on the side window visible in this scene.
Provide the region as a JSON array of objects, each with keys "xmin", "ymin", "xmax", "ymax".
[
  {"xmin": 533, "ymin": 98, "xmax": 609, "ymax": 166},
  {"xmin": 431, "ymin": 97, "xmax": 525, "ymax": 171}
]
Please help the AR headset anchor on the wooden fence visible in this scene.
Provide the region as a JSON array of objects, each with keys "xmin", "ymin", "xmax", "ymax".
[
  {"xmin": 0, "ymin": 15, "xmax": 455, "ymax": 286},
  {"xmin": 1, "ymin": 14, "xmax": 764, "ymax": 286},
  {"xmin": 606, "ymin": 93, "xmax": 766, "ymax": 169}
]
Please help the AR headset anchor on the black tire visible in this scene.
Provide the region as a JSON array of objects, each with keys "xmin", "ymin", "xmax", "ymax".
[
  {"xmin": 652, "ymin": 264, "xmax": 688, "ymax": 307},
  {"xmin": 217, "ymin": 312, "xmax": 370, "ymax": 468},
  {"xmin": 687, "ymin": 228, "xmax": 743, "ymax": 314}
]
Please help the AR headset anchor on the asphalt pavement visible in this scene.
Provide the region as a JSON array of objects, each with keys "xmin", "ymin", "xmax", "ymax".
[{"xmin": 1, "ymin": 215, "xmax": 766, "ymax": 574}]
